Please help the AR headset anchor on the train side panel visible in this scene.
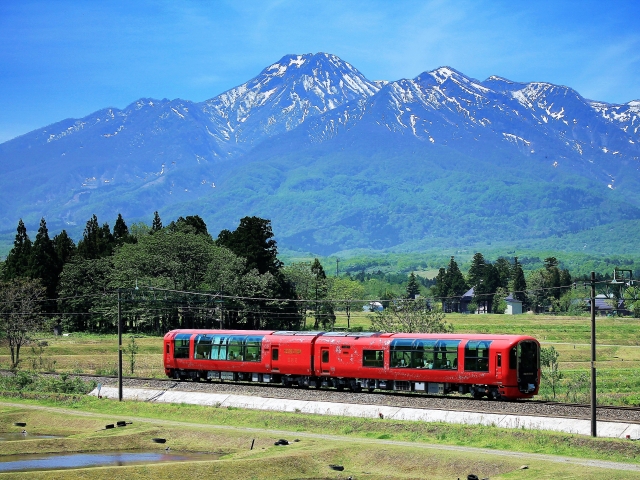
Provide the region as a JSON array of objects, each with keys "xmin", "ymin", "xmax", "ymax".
[{"xmin": 266, "ymin": 333, "xmax": 316, "ymax": 377}]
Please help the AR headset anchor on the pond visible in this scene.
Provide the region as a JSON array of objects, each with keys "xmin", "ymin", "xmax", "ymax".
[
  {"xmin": 0, "ymin": 451, "xmax": 221, "ymax": 472},
  {"xmin": 0, "ymin": 433, "xmax": 64, "ymax": 441}
]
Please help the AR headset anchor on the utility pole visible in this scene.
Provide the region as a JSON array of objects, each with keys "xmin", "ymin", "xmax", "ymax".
[
  {"xmin": 336, "ymin": 258, "xmax": 340, "ymax": 277},
  {"xmin": 589, "ymin": 272, "xmax": 596, "ymax": 437},
  {"xmin": 118, "ymin": 289, "xmax": 123, "ymax": 402}
]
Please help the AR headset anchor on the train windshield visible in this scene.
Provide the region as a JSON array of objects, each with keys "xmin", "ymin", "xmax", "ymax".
[
  {"xmin": 517, "ymin": 341, "xmax": 539, "ymax": 373},
  {"xmin": 174, "ymin": 334, "xmax": 191, "ymax": 359}
]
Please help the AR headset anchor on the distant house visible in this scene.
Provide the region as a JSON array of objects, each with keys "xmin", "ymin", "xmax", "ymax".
[
  {"xmin": 588, "ymin": 294, "xmax": 628, "ymax": 316},
  {"xmin": 459, "ymin": 288, "xmax": 521, "ymax": 314},
  {"xmin": 363, "ymin": 301, "xmax": 383, "ymax": 312},
  {"xmin": 459, "ymin": 287, "xmax": 488, "ymax": 314},
  {"xmin": 505, "ymin": 294, "xmax": 523, "ymax": 315}
]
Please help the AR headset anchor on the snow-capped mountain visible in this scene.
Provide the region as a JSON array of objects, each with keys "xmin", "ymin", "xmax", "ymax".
[
  {"xmin": 201, "ymin": 53, "xmax": 381, "ymax": 151},
  {"xmin": 1, "ymin": 53, "xmax": 639, "ymax": 254}
]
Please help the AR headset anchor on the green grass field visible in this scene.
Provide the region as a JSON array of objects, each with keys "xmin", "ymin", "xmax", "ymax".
[
  {"xmin": 0, "ymin": 395, "xmax": 639, "ymax": 479},
  {"xmin": 1, "ymin": 311, "xmax": 639, "ymax": 405}
]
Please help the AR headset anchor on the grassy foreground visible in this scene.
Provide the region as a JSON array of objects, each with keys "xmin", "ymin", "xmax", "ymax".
[{"xmin": 1, "ymin": 394, "xmax": 639, "ymax": 479}]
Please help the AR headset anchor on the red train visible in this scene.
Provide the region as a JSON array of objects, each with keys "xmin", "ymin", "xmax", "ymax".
[{"xmin": 163, "ymin": 330, "xmax": 540, "ymax": 400}]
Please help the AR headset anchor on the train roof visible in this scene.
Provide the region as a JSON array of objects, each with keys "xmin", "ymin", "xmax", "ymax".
[{"xmin": 164, "ymin": 329, "xmax": 537, "ymax": 343}]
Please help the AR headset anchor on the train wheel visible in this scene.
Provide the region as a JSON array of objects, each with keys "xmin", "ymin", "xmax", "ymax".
[
  {"xmin": 336, "ymin": 384, "xmax": 344, "ymax": 392},
  {"xmin": 368, "ymin": 388, "xmax": 376, "ymax": 393}
]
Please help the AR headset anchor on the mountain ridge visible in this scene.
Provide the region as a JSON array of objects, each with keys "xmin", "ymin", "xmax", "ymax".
[{"xmin": 1, "ymin": 52, "xmax": 639, "ymax": 256}]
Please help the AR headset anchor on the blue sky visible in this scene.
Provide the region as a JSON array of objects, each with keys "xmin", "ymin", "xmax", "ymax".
[{"xmin": 1, "ymin": 0, "xmax": 639, "ymax": 143}]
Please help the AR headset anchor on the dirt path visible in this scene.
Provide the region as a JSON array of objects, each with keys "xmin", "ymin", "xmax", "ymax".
[{"xmin": 2, "ymin": 401, "xmax": 639, "ymax": 473}]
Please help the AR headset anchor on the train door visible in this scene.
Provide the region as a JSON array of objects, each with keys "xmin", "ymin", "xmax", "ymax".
[
  {"xmin": 320, "ymin": 347, "xmax": 330, "ymax": 375},
  {"xmin": 164, "ymin": 340, "xmax": 171, "ymax": 366},
  {"xmin": 271, "ymin": 345, "xmax": 280, "ymax": 372}
]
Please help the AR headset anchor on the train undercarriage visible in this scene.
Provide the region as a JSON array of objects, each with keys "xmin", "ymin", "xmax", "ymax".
[{"xmin": 168, "ymin": 368, "xmax": 506, "ymax": 400}]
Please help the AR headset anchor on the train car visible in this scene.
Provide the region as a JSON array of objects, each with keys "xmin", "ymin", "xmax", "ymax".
[
  {"xmin": 313, "ymin": 332, "xmax": 539, "ymax": 399},
  {"xmin": 163, "ymin": 329, "xmax": 540, "ymax": 400}
]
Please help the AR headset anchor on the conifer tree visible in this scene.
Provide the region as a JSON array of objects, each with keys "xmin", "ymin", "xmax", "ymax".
[
  {"xmin": 433, "ymin": 267, "xmax": 448, "ymax": 308},
  {"xmin": 113, "ymin": 213, "xmax": 129, "ymax": 244},
  {"xmin": 151, "ymin": 211, "xmax": 163, "ymax": 233},
  {"xmin": 76, "ymin": 215, "xmax": 115, "ymax": 259},
  {"xmin": 3, "ymin": 219, "xmax": 32, "ymax": 280},
  {"xmin": 30, "ymin": 218, "xmax": 58, "ymax": 298},
  {"xmin": 494, "ymin": 257, "xmax": 512, "ymax": 288},
  {"xmin": 446, "ymin": 256, "xmax": 468, "ymax": 297},
  {"xmin": 511, "ymin": 257, "xmax": 527, "ymax": 304},
  {"xmin": 53, "ymin": 230, "xmax": 76, "ymax": 267},
  {"xmin": 467, "ymin": 253, "xmax": 486, "ymax": 288},
  {"xmin": 405, "ymin": 272, "xmax": 420, "ymax": 299},
  {"xmin": 310, "ymin": 258, "xmax": 335, "ymax": 329}
]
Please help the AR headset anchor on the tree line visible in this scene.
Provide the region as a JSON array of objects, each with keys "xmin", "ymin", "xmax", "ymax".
[
  {"xmin": 0, "ymin": 213, "xmax": 384, "ymax": 365},
  {"xmin": 431, "ymin": 253, "xmax": 575, "ymax": 314}
]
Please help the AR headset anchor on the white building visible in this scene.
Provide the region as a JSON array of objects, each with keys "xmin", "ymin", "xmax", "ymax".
[{"xmin": 505, "ymin": 294, "xmax": 523, "ymax": 315}]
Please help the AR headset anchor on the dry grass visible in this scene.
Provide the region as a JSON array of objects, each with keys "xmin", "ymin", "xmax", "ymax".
[{"xmin": 1, "ymin": 402, "xmax": 640, "ymax": 479}]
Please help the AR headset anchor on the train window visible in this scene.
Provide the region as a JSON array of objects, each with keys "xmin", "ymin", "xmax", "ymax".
[
  {"xmin": 173, "ymin": 334, "xmax": 191, "ymax": 359},
  {"xmin": 245, "ymin": 336, "xmax": 263, "ymax": 362},
  {"xmin": 464, "ymin": 340, "xmax": 492, "ymax": 372},
  {"xmin": 363, "ymin": 350, "xmax": 384, "ymax": 368},
  {"xmin": 166, "ymin": 344, "xmax": 170, "ymax": 354},
  {"xmin": 390, "ymin": 339, "xmax": 459, "ymax": 369},
  {"xmin": 272, "ymin": 348, "xmax": 279, "ymax": 361},
  {"xmin": 194, "ymin": 334, "xmax": 214, "ymax": 359},
  {"xmin": 433, "ymin": 340, "xmax": 460, "ymax": 370},
  {"xmin": 509, "ymin": 347, "xmax": 517, "ymax": 370},
  {"xmin": 321, "ymin": 350, "xmax": 329, "ymax": 363},
  {"xmin": 210, "ymin": 335, "xmax": 228, "ymax": 360},
  {"xmin": 227, "ymin": 335, "xmax": 245, "ymax": 361}
]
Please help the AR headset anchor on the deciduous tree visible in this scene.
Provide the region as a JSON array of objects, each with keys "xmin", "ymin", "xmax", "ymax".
[
  {"xmin": 0, "ymin": 278, "xmax": 46, "ymax": 368},
  {"xmin": 369, "ymin": 298, "xmax": 453, "ymax": 333},
  {"xmin": 329, "ymin": 277, "xmax": 365, "ymax": 329}
]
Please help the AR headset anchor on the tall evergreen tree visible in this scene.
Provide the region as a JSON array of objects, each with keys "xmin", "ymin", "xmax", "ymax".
[
  {"xmin": 169, "ymin": 215, "xmax": 209, "ymax": 237},
  {"xmin": 53, "ymin": 230, "xmax": 76, "ymax": 267},
  {"xmin": 433, "ymin": 267, "xmax": 448, "ymax": 308},
  {"xmin": 76, "ymin": 215, "xmax": 115, "ymax": 259},
  {"xmin": 434, "ymin": 256, "xmax": 468, "ymax": 312},
  {"xmin": 3, "ymin": 219, "xmax": 32, "ymax": 280},
  {"xmin": 217, "ymin": 216, "xmax": 282, "ymax": 276},
  {"xmin": 494, "ymin": 257, "xmax": 512, "ymax": 288},
  {"xmin": 467, "ymin": 253, "xmax": 486, "ymax": 288},
  {"xmin": 481, "ymin": 263, "xmax": 502, "ymax": 313},
  {"xmin": 113, "ymin": 213, "xmax": 129, "ymax": 245},
  {"xmin": 310, "ymin": 258, "xmax": 335, "ymax": 329},
  {"xmin": 216, "ymin": 216, "xmax": 299, "ymax": 329},
  {"xmin": 446, "ymin": 256, "xmax": 468, "ymax": 297},
  {"xmin": 29, "ymin": 218, "xmax": 58, "ymax": 298},
  {"xmin": 151, "ymin": 211, "xmax": 163, "ymax": 233},
  {"xmin": 511, "ymin": 257, "xmax": 527, "ymax": 304},
  {"xmin": 405, "ymin": 272, "xmax": 420, "ymax": 299}
]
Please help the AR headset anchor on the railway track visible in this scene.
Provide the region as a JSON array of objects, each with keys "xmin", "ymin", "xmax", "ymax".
[{"xmin": 36, "ymin": 371, "xmax": 640, "ymax": 425}]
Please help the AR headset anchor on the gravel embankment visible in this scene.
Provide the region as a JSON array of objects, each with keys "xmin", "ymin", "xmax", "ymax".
[{"xmin": 79, "ymin": 375, "xmax": 640, "ymax": 425}]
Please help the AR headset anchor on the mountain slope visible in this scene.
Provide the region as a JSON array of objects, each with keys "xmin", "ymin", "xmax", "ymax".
[{"xmin": 0, "ymin": 53, "xmax": 639, "ymax": 255}]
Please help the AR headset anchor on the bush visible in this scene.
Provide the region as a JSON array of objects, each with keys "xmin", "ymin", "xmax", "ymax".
[{"xmin": 0, "ymin": 372, "xmax": 95, "ymax": 395}]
